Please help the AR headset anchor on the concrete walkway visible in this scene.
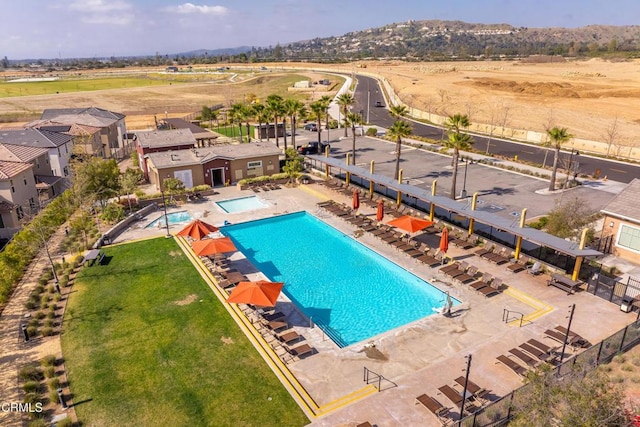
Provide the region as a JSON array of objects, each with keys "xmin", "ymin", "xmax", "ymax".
[{"xmin": 0, "ymin": 226, "xmax": 68, "ymax": 426}]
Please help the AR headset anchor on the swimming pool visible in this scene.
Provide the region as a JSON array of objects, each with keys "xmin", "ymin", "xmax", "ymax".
[
  {"xmin": 216, "ymin": 195, "xmax": 269, "ymax": 213},
  {"xmin": 145, "ymin": 211, "xmax": 193, "ymax": 228},
  {"xmin": 223, "ymin": 212, "xmax": 459, "ymax": 347}
]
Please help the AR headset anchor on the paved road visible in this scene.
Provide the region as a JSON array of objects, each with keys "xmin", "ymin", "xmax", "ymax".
[{"xmin": 353, "ymin": 74, "xmax": 640, "ymax": 184}]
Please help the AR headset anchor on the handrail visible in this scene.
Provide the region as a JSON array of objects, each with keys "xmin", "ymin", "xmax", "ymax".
[
  {"xmin": 503, "ymin": 308, "xmax": 525, "ymax": 327},
  {"xmin": 363, "ymin": 367, "xmax": 397, "ymax": 392},
  {"xmin": 311, "ymin": 316, "xmax": 348, "ymax": 348}
]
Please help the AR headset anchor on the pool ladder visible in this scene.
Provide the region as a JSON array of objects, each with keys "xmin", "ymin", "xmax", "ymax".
[{"xmin": 503, "ymin": 308, "xmax": 525, "ymax": 327}]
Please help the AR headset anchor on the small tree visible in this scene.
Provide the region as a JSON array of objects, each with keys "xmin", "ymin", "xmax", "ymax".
[
  {"xmin": 344, "ymin": 112, "xmax": 363, "ymax": 165},
  {"xmin": 544, "ymin": 196, "xmax": 598, "ymax": 240},
  {"xmin": 547, "ymin": 127, "xmax": 573, "ymax": 191},
  {"xmin": 119, "ymin": 168, "xmax": 143, "ymax": 213},
  {"xmin": 445, "ymin": 114, "xmax": 473, "ymax": 199},
  {"xmin": 163, "ymin": 178, "xmax": 185, "ymax": 203},
  {"xmin": 282, "ymin": 148, "xmax": 303, "ymax": 182},
  {"xmin": 336, "ymin": 93, "xmax": 354, "ymax": 137},
  {"xmin": 388, "ymin": 120, "xmax": 412, "ymax": 181}
]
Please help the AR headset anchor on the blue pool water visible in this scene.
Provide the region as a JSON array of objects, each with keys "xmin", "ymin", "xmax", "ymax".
[
  {"xmin": 222, "ymin": 212, "xmax": 459, "ymax": 347},
  {"xmin": 216, "ymin": 195, "xmax": 268, "ymax": 213},
  {"xmin": 145, "ymin": 211, "xmax": 193, "ymax": 228}
]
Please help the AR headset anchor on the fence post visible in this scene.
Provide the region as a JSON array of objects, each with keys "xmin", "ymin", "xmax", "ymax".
[
  {"xmin": 596, "ymin": 341, "xmax": 604, "ymax": 365},
  {"xmin": 620, "ymin": 326, "xmax": 628, "ymax": 352}
]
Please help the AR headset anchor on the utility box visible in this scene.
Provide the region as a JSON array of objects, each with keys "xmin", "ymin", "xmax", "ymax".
[{"xmin": 621, "ymin": 296, "xmax": 635, "ymax": 313}]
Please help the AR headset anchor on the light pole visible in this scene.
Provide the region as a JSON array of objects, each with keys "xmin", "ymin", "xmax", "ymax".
[
  {"xmin": 559, "ymin": 304, "xmax": 576, "ymax": 363},
  {"xmin": 160, "ymin": 187, "xmax": 171, "ymax": 238},
  {"xmin": 460, "ymin": 157, "xmax": 469, "ymax": 199},
  {"xmin": 367, "ymin": 90, "xmax": 370, "ymax": 124},
  {"xmin": 460, "ymin": 354, "xmax": 472, "ymax": 419},
  {"xmin": 565, "ymin": 149, "xmax": 580, "ymax": 187}
]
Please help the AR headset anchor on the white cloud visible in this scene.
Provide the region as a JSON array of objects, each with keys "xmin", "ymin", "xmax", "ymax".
[
  {"xmin": 68, "ymin": 0, "xmax": 134, "ymax": 26},
  {"xmin": 165, "ymin": 3, "xmax": 229, "ymax": 16},
  {"xmin": 69, "ymin": 0, "xmax": 132, "ymax": 13}
]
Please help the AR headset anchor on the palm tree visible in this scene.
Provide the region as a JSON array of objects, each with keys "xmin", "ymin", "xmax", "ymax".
[
  {"xmin": 336, "ymin": 93, "xmax": 354, "ymax": 137},
  {"xmin": 445, "ymin": 132, "xmax": 474, "ymax": 199},
  {"xmin": 345, "ymin": 112, "xmax": 363, "ymax": 165},
  {"xmin": 319, "ymin": 95, "xmax": 332, "ymax": 142},
  {"xmin": 388, "ymin": 120, "xmax": 412, "ymax": 180},
  {"xmin": 229, "ymin": 103, "xmax": 247, "ymax": 142},
  {"xmin": 444, "ymin": 113, "xmax": 473, "ymax": 199},
  {"xmin": 389, "ymin": 103, "xmax": 408, "ymax": 120},
  {"xmin": 309, "ymin": 101, "xmax": 325, "ymax": 145},
  {"xmin": 252, "ymin": 103, "xmax": 266, "ymax": 141},
  {"xmin": 266, "ymin": 94, "xmax": 285, "ymax": 148},
  {"xmin": 547, "ymin": 127, "xmax": 574, "ymax": 191},
  {"xmin": 284, "ymin": 99, "xmax": 306, "ymax": 150}
]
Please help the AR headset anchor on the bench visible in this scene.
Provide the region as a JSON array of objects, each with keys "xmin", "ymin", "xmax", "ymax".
[
  {"xmin": 547, "ymin": 273, "xmax": 582, "ymax": 295},
  {"xmin": 96, "ymin": 252, "xmax": 106, "ymax": 265}
]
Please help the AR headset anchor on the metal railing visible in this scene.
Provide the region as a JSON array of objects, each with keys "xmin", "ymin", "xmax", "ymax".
[
  {"xmin": 363, "ymin": 367, "xmax": 397, "ymax": 392},
  {"xmin": 502, "ymin": 308, "xmax": 525, "ymax": 327}
]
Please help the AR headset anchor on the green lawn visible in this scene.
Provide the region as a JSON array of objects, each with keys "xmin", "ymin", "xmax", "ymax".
[
  {"xmin": 62, "ymin": 237, "xmax": 308, "ymax": 426},
  {"xmin": 0, "ymin": 77, "xmax": 186, "ymax": 98}
]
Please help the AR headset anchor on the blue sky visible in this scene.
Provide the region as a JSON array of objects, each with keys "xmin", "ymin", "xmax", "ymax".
[{"xmin": 1, "ymin": 0, "xmax": 638, "ymax": 59}]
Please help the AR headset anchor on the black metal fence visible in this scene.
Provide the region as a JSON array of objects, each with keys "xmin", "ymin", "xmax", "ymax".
[{"xmin": 458, "ymin": 318, "xmax": 640, "ymax": 426}]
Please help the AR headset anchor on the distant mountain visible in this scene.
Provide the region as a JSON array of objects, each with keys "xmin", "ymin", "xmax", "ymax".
[
  {"xmin": 175, "ymin": 47, "xmax": 252, "ymax": 58},
  {"xmin": 268, "ymin": 20, "xmax": 640, "ymax": 60}
]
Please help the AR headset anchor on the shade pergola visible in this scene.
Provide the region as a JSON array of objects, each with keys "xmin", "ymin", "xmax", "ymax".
[{"xmin": 308, "ymin": 155, "xmax": 602, "ymax": 259}]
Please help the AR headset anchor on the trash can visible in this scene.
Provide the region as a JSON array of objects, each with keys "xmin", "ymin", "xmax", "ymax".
[{"xmin": 621, "ymin": 296, "xmax": 635, "ymax": 313}]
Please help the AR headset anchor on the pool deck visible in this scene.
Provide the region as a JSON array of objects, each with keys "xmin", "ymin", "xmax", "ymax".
[{"xmin": 115, "ymin": 183, "xmax": 634, "ymax": 427}]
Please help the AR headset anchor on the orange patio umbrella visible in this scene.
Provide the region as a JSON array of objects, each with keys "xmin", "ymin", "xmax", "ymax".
[
  {"xmin": 177, "ymin": 219, "xmax": 219, "ymax": 240},
  {"xmin": 227, "ymin": 280, "xmax": 284, "ymax": 307},
  {"xmin": 376, "ymin": 199, "xmax": 384, "ymax": 222},
  {"xmin": 387, "ymin": 215, "xmax": 434, "ymax": 234},
  {"xmin": 439, "ymin": 227, "xmax": 449, "ymax": 254},
  {"xmin": 352, "ymin": 189, "xmax": 360, "ymax": 210},
  {"xmin": 191, "ymin": 236, "xmax": 237, "ymax": 257}
]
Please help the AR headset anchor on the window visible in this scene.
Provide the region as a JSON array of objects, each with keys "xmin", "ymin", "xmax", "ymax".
[
  {"xmin": 29, "ymin": 198, "xmax": 36, "ymax": 212},
  {"xmin": 247, "ymin": 160, "xmax": 262, "ymax": 169},
  {"xmin": 617, "ymin": 224, "xmax": 640, "ymax": 253},
  {"xmin": 63, "ymin": 166, "xmax": 69, "ymax": 176},
  {"xmin": 10, "ymin": 179, "xmax": 15, "ymax": 193},
  {"xmin": 0, "ymin": 214, "xmax": 4, "ymax": 228},
  {"xmin": 16, "ymin": 206, "xmax": 24, "ymax": 220},
  {"xmin": 23, "ymin": 178, "xmax": 27, "ymax": 186}
]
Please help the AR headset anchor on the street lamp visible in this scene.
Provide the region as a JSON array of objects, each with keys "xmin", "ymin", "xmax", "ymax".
[
  {"xmin": 559, "ymin": 304, "xmax": 576, "ymax": 364},
  {"xmin": 160, "ymin": 187, "xmax": 171, "ymax": 238},
  {"xmin": 460, "ymin": 354, "xmax": 472, "ymax": 418},
  {"xmin": 566, "ymin": 149, "xmax": 580, "ymax": 187},
  {"xmin": 460, "ymin": 157, "xmax": 469, "ymax": 199}
]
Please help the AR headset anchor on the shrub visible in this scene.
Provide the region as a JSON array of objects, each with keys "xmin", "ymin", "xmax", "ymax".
[
  {"xmin": 39, "ymin": 300, "xmax": 49, "ymax": 310},
  {"xmin": 47, "ymin": 377, "xmax": 61, "ymax": 391},
  {"xmin": 37, "ymin": 277, "xmax": 48, "ymax": 287},
  {"xmin": 48, "ymin": 390, "xmax": 60, "ymax": 406},
  {"xmin": 35, "ymin": 311, "xmax": 46, "ymax": 320},
  {"xmin": 19, "ymin": 365, "xmax": 42, "ymax": 382},
  {"xmin": 44, "ymin": 319, "xmax": 54, "ymax": 328},
  {"xmin": 53, "ymin": 293, "xmax": 61, "ymax": 302},
  {"xmin": 27, "ymin": 318, "xmax": 39, "ymax": 328},
  {"xmin": 25, "ymin": 298, "xmax": 37, "ymax": 310},
  {"xmin": 613, "ymin": 354, "xmax": 626, "ymax": 364},
  {"xmin": 40, "ymin": 294, "xmax": 50, "ymax": 305},
  {"xmin": 22, "ymin": 381, "xmax": 39, "ymax": 393},
  {"xmin": 43, "ymin": 366, "xmax": 56, "ymax": 378},
  {"xmin": 365, "ymin": 127, "xmax": 378, "ymax": 136},
  {"xmin": 41, "ymin": 269, "xmax": 53, "ymax": 281},
  {"xmin": 621, "ymin": 364, "xmax": 634, "ymax": 372},
  {"xmin": 56, "ymin": 417, "xmax": 73, "ymax": 427},
  {"xmin": 47, "ymin": 285, "xmax": 55, "ymax": 294},
  {"xmin": 631, "ymin": 356, "xmax": 640, "ymax": 366},
  {"xmin": 599, "ymin": 364, "xmax": 612, "ymax": 372},
  {"xmin": 26, "ymin": 326, "xmax": 37, "ymax": 337},
  {"xmin": 100, "ymin": 202, "xmax": 125, "ymax": 223},
  {"xmin": 41, "ymin": 354, "xmax": 57, "ymax": 366},
  {"xmin": 34, "ymin": 284, "xmax": 45, "ymax": 295},
  {"xmin": 611, "ymin": 374, "xmax": 625, "ymax": 383},
  {"xmin": 630, "ymin": 376, "xmax": 640, "ymax": 384},
  {"xmin": 28, "ymin": 417, "xmax": 46, "ymax": 426},
  {"xmin": 46, "ymin": 310, "xmax": 55, "ymax": 319}
]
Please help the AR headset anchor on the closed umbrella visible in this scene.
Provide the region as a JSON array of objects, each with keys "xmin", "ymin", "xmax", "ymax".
[
  {"xmin": 439, "ymin": 227, "xmax": 449, "ymax": 254},
  {"xmin": 191, "ymin": 236, "xmax": 237, "ymax": 257},
  {"xmin": 227, "ymin": 281, "xmax": 284, "ymax": 307},
  {"xmin": 177, "ymin": 219, "xmax": 219, "ymax": 240},
  {"xmin": 376, "ymin": 199, "xmax": 384, "ymax": 222},
  {"xmin": 352, "ymin": 189, "xmax": 360, "ymax": 210}
]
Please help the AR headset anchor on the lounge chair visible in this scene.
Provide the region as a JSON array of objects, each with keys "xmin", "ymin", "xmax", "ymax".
[
  {"xmin": 508, "ymin": 347, "xmax": 540, "ymax": 368},
  {"xmin": 477, "ymin": 278, "xmax": 504, "ymax": 297},
  {"xmin": 262, "ymin": 311, "xmax": 286, "ymax": 322},
  {"xmin": 507, "ymin": 256, "xmax": 529, "ymax": 273},
  {"xmin": 543, "ymin": 328, "xmax": 582, "ymax": 349},
  {"xmin": 417, "ymin": 250, "xmax": 441, "ymax": 267},
  {"xmin": 454, "ymin": 376, "xmax": 489, "ymax": 401},
  {"xmin": 527, "ymin": 338, "xmax": 555, "ymax": 355},
  {"xmin": 487, "ymin": 249, "xmax": 510, "ymax": 265},
  {"xmin": 475, "ymin": 246, "xmax": 494, "ymax": 257},
  {"xmin": 444, "ymin": 261, "xmax": 470, "ymax": 279},
  {"xmin": 519, "ymin": 342, "xmax": 556, "ymax": 364},
  {"xmin": 277, "ymin": 330, "xmax": 303, "ymax": 345},
  {"xmin": 554, "ymin": 326, "xmax": 591, "ymax": 348},
  {"xmin": 286, "ymin": 343, "xmax": 315, "ymax": 358},
  {"xmin": 266, "ymin": 320, "xmax": 288, "ymax": 331},
  {"xmin": 438, "ymin": 384, "xmax": 463, "ymax": 405},
  {"xmin": 452, "ymin": 234, "xmax": 475, "ymax": 250},
  {"xmin": 415, "ymin": 394, "xmax": 451, "ymax": 422},
  {"xmin": 469, "ymin": 273, "xmax": 493, "ymax": 291},
  {"xmin": 455, "ymin": 266, "xmax": 479, "ymax": 284},
  {"xmin": 496, "ymin": 355, "xmax": 528, "ymax": 378}
]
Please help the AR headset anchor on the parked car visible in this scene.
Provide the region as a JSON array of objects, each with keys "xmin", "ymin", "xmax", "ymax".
[
  {"xmin": 298, "ymin": 141, "xmax": 330, "ymax": 155},
  {"xmin": 375, "ymin": 101, "xmax": 383, "ymax": 107},
  {"xmin": 304, "ymin": 123, "xmax": 318, "ymax": 131}
]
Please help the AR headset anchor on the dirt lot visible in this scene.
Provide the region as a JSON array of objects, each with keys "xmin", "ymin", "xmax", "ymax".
[
  {"xmin": 1, "ymin": 59, "xmax": 639, "ymax": 146},
  {"xmin": 363, "ymin": 58, "xmax": 640, "ymax": 146}
]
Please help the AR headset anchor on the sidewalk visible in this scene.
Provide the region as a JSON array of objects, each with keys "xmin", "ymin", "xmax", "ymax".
[{"xmin": 0, "ymin": 227, "xmax": 68, "ymax": 426}]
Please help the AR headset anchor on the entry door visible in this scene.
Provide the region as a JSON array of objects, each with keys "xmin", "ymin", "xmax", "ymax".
[
  {"xmin": 173, "ymin": 170, "xmax": 193, "ymax": 189},
  {"xmin": 210, "ymin": 168, "xmax": 225, "ymax": 187}
]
